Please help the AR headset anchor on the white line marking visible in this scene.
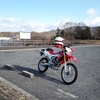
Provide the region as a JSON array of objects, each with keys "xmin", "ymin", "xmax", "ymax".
[{"xmin": 57, "ymin": 88, "xmax": 78, "ymax": 98}]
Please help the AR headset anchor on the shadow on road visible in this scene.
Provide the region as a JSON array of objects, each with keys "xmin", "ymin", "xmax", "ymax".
[{"xmin": 12, "ymin": 65, "xmax": 63, "ymax": 85}]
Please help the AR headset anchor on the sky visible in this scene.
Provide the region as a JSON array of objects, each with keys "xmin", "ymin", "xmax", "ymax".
[{"xmin": 0, "ymin": 0, "xmax": 100, "ymax": 32}]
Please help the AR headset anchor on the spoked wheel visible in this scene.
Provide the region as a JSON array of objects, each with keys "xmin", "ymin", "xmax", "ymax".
[
  {"xmin": 38, "ymin": 57, "xmax": 48, "ymax": 73},
  {"xmin": 61, "ymin": 63, "xmax": 78, "ymax": 85}
]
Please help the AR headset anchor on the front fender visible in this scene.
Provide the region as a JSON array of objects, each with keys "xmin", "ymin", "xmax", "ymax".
[{"xmin": 66, "ymin": 54, "xmax": 78, "ymax": 63}]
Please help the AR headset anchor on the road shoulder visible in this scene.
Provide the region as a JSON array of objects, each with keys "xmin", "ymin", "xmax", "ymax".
[{"xmin": 0, "ymin": 77, "xmax": 39, "ymax": 100}]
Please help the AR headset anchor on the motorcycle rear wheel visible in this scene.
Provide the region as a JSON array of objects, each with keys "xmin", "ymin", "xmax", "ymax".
[
  {"xmin": 61, "ymin": 63, "xmax": 78, "ymax": 85},
  {"xmin": 38, "ymin": 57, "xmax": 48, "ymax": 73}
]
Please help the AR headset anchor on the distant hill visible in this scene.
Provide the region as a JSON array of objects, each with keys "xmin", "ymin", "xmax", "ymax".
[{"xmin": 0, "ymin": 26, "xmax": 100, "ymax": 40}]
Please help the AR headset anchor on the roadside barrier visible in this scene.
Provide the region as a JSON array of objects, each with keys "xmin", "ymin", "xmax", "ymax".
[{"xmin": 0, "ymin": 39, "xmax": 100, "ymax": 47}]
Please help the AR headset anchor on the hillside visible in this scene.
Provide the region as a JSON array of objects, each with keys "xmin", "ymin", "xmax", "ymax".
[{"xmin": 0, "ymin": 26, "xmax": 100, "ymax": 40}]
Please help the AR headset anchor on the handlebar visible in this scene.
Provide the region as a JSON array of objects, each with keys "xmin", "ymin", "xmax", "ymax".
[{"xmin": 63, "ymin": 43, "xmax": 73, "ymax": 48}]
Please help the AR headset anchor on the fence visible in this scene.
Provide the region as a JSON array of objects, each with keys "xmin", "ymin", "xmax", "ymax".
[
  {"xmin": 0, "ymin": 39, "xmax": 100, "ymax": 47},
  {"xmin": 0, "ymin": 40, "xmax": 54, "ymax": 46}
]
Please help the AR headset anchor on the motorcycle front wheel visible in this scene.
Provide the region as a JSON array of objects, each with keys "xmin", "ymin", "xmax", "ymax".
[
  {"xmin": 61, "ymin": 63, "xmax": 78, "ymax": 85},
  {"xmin": 38, "ymin": 57, "xmax": 48, "ymax": 73}
]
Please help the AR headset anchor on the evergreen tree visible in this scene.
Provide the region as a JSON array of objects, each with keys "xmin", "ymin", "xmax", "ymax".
[
  {"xmin": 96, "ymin": 27, "xmax": 100, "ymax": 39},
  {"xmin": 74, "ymin": 26, "xmax": 91, "ymax": 39}
]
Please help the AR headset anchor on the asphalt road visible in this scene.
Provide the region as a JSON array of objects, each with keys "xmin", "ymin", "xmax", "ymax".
[{"xmin": 0, "ymin": 45, "xmax": 100, "ymax": 100}]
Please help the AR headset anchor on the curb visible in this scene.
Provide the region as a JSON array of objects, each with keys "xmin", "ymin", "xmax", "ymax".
[
  {"xmin": 0, "ymin": 48, "xmax": 41, "ymax": 52},
  {"xmin": 0, "ymin": 77, "xmax": 39, "ymax": 100}
]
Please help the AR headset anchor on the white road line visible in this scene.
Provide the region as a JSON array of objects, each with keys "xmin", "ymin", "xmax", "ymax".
[{"xmin": 57, "ymin": 88, "xmax": 78, "ymax": 99}]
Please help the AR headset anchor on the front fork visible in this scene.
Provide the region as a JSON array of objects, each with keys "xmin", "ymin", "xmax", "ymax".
[{"xmin": 63, "ymin": 48, "xmax": 71, "ymax": 73}]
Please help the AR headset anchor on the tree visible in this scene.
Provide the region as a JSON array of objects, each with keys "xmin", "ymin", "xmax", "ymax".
[
  {"xmin": 60, "ymin": 30, "xmax": 65, "ymax": 37},
  {"xmin": 74, "ymin": 26, "xmax": 91, "ymax": 39},
  {"xmin": 63, "ymin": 22, "xmax": 77, "ymax": 39},
  {"xmin": 84, "ymin": 27, "xmax": 92, "ymax": 39},
  {"xmin": 74, "ymin": 26, "xmax": 82, "ymax": 39},
  {"xmin": 56, "ymin": 27, "xmax": 60, "ymax": 37},
  {"xmin": 95, "ymin": 27, "xmax": 100, "ymax": 39}
]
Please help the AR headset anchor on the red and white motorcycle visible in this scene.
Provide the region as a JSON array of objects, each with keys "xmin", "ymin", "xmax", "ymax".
[{"xmin": 38, "ymin": 44, "xmax": 78, "ymax": 85}]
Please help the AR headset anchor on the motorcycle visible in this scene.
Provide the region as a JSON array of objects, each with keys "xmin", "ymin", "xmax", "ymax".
[{"xmin": 38, "ymin": 44, "xmax": 78, "ymax": 85}]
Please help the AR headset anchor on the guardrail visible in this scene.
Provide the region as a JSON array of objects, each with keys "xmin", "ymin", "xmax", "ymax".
[
  {"xmin": 0, "ymin": 40, "xmax": 54, "ymax": 46},
  {"xmin": 0, "ymin": 39, "xmax": 100, "ymax": 46}
]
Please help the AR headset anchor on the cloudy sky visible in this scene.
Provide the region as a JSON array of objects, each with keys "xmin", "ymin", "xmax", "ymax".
[{"xmin": 0, "ymin": 0, "xmax": 100, "ymax": 32}]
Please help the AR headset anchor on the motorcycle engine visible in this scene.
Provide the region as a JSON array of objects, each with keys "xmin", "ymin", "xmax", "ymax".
[
  {"xmin": 50, "ymin": 56, "xmax": 60, "ymax": 70},
  {"xmin": 51, "ymin": 56, "xmax": 57, "ymax": 64}
]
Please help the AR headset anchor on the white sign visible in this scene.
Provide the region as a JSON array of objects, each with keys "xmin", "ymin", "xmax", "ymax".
[{"xmin": 20, "ymin": 32, "xmax": 31, "ymax": 39}]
